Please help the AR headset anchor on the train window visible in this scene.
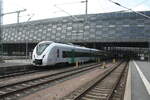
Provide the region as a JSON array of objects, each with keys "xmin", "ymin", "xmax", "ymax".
[
  {"xmin": 57, "ymin": 49, "xmax": 59, "ymax": 57},
  {"xmin": 63, "ymin": 51, "xmax": 67, "ymax": 58},
  {"xmin": 62, "ymin": 51, "xmax": 94, "ymax": 58},
  {"xmin": 36, "ymin": 43, "xmax": 50, "ymax": 55}
]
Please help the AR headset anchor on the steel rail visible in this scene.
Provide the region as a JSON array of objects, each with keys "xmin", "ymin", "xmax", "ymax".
[
  {"xmin": 107, "ymin": 61, "xmax": 128, "ymax": 100},
  {"xmin": 0, "ymin": 68, "xmax": 40, "ymax": 79},
  {"xmin": 62, "ymin": 60, "xmax": 126, "ymax": 100},
  {"xmin": 0, "ymin": 63, "xmax": 96, "ymax": 79},
  {"xmin": 0, "ymin": 63, "xmax": 104, "ymax": 98}
]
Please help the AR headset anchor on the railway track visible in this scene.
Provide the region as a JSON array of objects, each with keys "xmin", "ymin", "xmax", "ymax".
[
  {"xmin": 0, "ymin": 63, "xmax": 99, "ymax": 85},
  {"xmin": 0, "ymin": 62, "xmax": 111, "ymax": 99},
  {"xmin": 0, "ymin": 68, "xmax": 41, "ymax": 79},
  {"xmin": 0, "ymin": 63, "xmax": 97, "ymax": 80},
  {"xmin": 63, "ymin": 61, "xmax": 128, "ymax": 100},
  {"xmin": 110, "ymin": 63, "xmax": 129, "ymax": 100}
]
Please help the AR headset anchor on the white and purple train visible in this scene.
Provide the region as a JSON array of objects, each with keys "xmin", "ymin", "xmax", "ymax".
[{"xmin": 32, "ymin": 41, "xmax": 102, "ymax": 66}]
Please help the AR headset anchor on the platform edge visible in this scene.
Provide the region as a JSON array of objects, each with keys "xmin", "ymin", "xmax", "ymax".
[{"xmin": 124, "ymin": 61, "xmax": 131, "ymax": 100}]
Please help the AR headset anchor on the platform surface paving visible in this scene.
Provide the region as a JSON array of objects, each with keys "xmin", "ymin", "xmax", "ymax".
[
  {"xmin": 0, "ymin": 59, "xmax": 32, "ymax": 67},
  {"xmin": 130, "ymin": 60, "xmax": 150, "ymax": 100}
]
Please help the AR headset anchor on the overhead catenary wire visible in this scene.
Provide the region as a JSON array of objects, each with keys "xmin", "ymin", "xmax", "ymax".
[
  {"xmin": 54, "ymin": 5, "xmax": 79, "ymax": 21},
  {"xmin": 54, "ymin": 1, "xmax": 88, "ymax": 22},
  {"xmin": 53, "ymin": 1, "xmax": 86, "ymax": 6},
  {"xmin": 108, "ymin": 0, "xmax": 150, "ymax": 19}
]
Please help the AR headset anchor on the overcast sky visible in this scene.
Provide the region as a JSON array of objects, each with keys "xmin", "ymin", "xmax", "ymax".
[{"xmin": 3, "ymin": 0, "xmax": 150, "ymax": 24}]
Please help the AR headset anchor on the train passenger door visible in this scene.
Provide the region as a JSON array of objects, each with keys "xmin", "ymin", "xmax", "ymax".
[{"xmin": 70, "ymin": 49, "xmax": 75, "ymax": 63}]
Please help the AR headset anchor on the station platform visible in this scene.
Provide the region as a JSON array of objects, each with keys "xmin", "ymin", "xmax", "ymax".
[
  {"xmin": 0, "ymin": 59, "xmax": 32, "ymax": 67},
  {"xmin": 124, "ymin": 60, "xmax": 150, "ymax": 100},
  {"xmin": 0, "ymin": 59, "xmax": 32, "ymax": 74}
]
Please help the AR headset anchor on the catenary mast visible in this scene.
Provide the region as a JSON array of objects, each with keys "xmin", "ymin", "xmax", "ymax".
[{"xmin": 0, "ymin": 0, "xmax": 2, "ymax": 60}]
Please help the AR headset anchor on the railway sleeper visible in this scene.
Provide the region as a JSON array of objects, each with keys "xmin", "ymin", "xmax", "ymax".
[{"xmin": 63, "ymin": 61, "xmax": 127, "ymax": 100}]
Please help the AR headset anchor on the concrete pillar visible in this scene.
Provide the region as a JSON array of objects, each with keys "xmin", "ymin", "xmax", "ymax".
[
  {"xmin": 98, "ymin": 58, "xmax": 100, "ymax": 63},
  {"xmin": 113, "ymin": 59, "xmax": 116, "ymax": 63},
  {"xmin": 102, "ymin": 61, "xmax": 106, "ymax": 68},
  {"xmin": 76, "ymin": 61, "xmax": 79, "ymax": 67}
]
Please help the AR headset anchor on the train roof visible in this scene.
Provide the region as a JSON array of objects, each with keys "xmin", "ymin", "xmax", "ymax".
[
  {"xmin": 38, "ymin": 41, "xmax": 54, "ymax": 44},
  {"xmin": 38, "ymin": 41, "xmax": 100, "ymax": 51}
]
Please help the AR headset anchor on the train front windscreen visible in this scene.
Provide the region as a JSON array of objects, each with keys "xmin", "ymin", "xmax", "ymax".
[{"xmin": 36, "ymin": 43, "xmax": 50, "ymax": 55}]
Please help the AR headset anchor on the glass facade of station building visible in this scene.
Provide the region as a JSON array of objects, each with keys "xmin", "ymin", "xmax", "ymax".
[{"xmin": 1, "ymin": 11, "xmax": 150, "ymax": 59}]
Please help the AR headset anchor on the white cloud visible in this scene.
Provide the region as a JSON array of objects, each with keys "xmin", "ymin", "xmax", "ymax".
[{"xmin": 133, "ymin": 5, "xmax": 150, "ymax": 11}]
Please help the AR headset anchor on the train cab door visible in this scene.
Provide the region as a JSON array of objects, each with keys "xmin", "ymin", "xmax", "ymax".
[{"xmin": 56, "ymin": 49, "xmax": 60, "ymax": 63}]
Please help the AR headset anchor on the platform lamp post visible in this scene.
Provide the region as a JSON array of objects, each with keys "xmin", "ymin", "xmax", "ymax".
[
  {"xmin": 25, "ymin": 14, "xmax": 34, "ymax": 60},
  {"xmin": 0, "ymin": 0, "xmax": 2, "ymax": 61},
  {"xmin": 81, "ymin": 0, "xmax": 88, "ymax": 23},
  {"xmin": 80, "ymin": 0, "xmax": 88, "ymax": 43}
]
